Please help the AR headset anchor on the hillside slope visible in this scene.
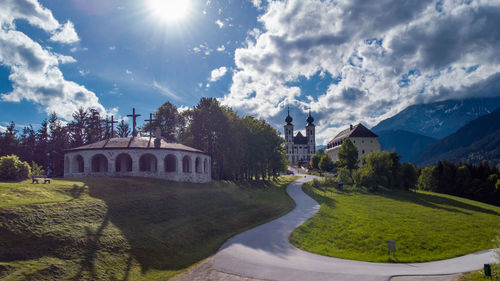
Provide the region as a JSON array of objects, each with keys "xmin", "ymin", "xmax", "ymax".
[
  {"xmin": 372, "ymin": 97, "xmax": 500, "ymax": 139},
  {"xmin": 377, "ymin": 129, "xmax": 437, "ymax": 163},
  {"xmin": 414, "ymin": 107, "xmax": 500, "ymax": 166},
  {"xmin": 0, "ymin": 177, "xmax": 297, "ymax": 281}
]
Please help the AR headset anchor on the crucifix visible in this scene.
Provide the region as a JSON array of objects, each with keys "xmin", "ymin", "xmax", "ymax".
[
  {"xmin": 144, "ymin": 113, "xmax": 156, "ymax": 137},
  {"xmin": 108, "ymin": 115, "xmax": 118, "ymax": 138},
  {"xmin": 127, "ymin": 108, "xmax": 141, "ymax": 137}
]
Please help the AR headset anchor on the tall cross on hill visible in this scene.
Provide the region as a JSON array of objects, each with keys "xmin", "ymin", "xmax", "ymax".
[
  {"xmin": 108, "ymin": 115, "xmax": 118, "ymax": 138},
  {"xmin": 145, "ymin": 113, "xmax": 156, "ymax": 137},
  {"xmin": 127, "ymin": 108, "xmax": 141, "ymax": 137}
]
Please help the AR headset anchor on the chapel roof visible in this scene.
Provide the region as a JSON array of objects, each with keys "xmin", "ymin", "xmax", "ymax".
[
  {"xmin": 66, "ymin": 137, "xmax": 206, "ymax": 154},
  {"xmin": 293, "ymin": 131, "xmax": 308, "ymax": 145},
  {"xmin": 328, "ymin": 123, "xmax": 378, "ymax": 144}
]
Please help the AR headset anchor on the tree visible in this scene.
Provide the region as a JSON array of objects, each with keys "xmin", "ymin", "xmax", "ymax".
[
  {"xmin": 399, "ymin": 162, "xmax": 418, "ymax": 190},
  {"xmin": 417, "ymin": 166, "xmax": 438, "ymax": 191},
  {"xmin": 355, "ymin": 151, "xmax": 392, "ymax": 190},
  {"xmin": 310, "ymin": 149, "xmax": 324, "ymax": 170},
  {"xmin": 142, "ymin": 101, "xmax": 184, "ymax": 141},
  {"xmin": 336, "ymin": 138, "xmax": 358, "ymax": 181},
  {"xmin": 68, "ymin": 108, "xmax": 88, "ymax": 147},
  {"xmin": 318, "ymin": 153, "xmax": 334, "ymax": 172},
  {"xmin": 116, "ymin": 120, "xmax": 130, "ymax": 138}
]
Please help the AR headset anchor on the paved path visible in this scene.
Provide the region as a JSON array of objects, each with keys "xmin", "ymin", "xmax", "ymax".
[{"xmin": 213, "ymin": 175, "xmax": 497, "ymax": 281}]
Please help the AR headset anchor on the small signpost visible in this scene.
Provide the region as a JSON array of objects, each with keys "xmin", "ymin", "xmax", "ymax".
[{"xmin": 387, "ymin": 240, "xmax": 396, "ymax": 258}]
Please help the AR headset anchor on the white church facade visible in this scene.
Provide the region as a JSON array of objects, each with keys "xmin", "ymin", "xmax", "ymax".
[{"xmin": 284, "ymin": 109, "xmax": 316, "ymax": 165}]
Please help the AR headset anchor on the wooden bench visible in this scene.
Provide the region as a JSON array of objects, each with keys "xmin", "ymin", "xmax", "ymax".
[{"xmin": 32, "ymin": 178, "xmax": 51, "ymax": 184}]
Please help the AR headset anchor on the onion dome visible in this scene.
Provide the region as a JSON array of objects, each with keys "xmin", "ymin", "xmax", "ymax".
[
  {"xmin": 307, "ymin": 110, "xmax": 314, "ymax": 125},
  {"xmin": 285, "ymin": 107, "xmax": 293, "ymax": 124}
]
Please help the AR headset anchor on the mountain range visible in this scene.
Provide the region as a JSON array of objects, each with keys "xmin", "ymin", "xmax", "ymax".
[
  {"xmin": 372, "ymin": 97, "xmax": 500, "ymax": 139},
  {"xmin": 372, "ymin": 97, "xmax": 500, "ymax": 165},
  {"xmin": 413, "ymin": 107, "xmax": 500, "ymax": 166}
]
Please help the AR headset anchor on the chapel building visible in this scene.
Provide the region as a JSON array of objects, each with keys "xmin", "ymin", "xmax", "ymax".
[
  {"xmin": 325, "ymin": 123, "xmax": 381, "ymax": 163},
  {"xmin": 284, "ymin": 109, "xmax": 315, "ymax": 165}
]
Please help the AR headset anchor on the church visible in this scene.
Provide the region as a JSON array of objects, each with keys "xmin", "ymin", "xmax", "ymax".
[{"xmin": 284, "ymin": 109, "xmax": 316, "ymax": 165}]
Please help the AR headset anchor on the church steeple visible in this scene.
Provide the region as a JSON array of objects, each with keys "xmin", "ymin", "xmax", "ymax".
[
  {"xmin": 285, "ymin": 106, "xmax": 293, "ymax": 125},
  {"xmin": 306, "ymin": 109, "xmax": 314, "ymax": 125}
]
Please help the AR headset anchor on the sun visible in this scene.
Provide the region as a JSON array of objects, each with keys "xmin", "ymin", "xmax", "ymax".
[{"xmin": 148, "ymin": 0, "xmax": 191, "ymax": 23}]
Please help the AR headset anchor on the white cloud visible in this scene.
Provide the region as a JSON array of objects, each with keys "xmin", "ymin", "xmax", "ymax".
[
  {"xmin": 177, "ymin": 105, "xmax": 190, "ymax": 113},
  {"xmin": 0, "ymin": 0, "xmax": 107, "ymax": 120},
  {"xmin": 222, "ymin": 0, "xmax": 500, "ymax": 145},
  {"xmin": 152, "ymin": 81, "xmax": 183, "ymax": 101},
  {"xmin": 109, "ymin": 45, "xmax": 116, "ymax": 51},
  {"xmin": 79, "ymin": 69, "xmax": 89, "ymax": 76},
  {"xmin": 50, "ymin": 20, "xmax": 79, "ymax": 43},
  {"xmin": 251, "ymin": 0, "xmax": 264, "ymax": 9},
  {"xmin": 193, "ymin": 44, "xmax": 212, "ymax": 56},
  {"xmin": 210, "ymin": 66, "xmax": 228, "ymax": 82},
  {"xmin": 0, "ymin": 125, "xmax": 6, "ymax": 132},
  {"xmin": 215, "ymin": 19, "xmax": 224, "ymax": 28},
  {"xmin": 216, "ymin": 45, "xmax": 225, "ymax": 52},
  {"xmin": 125, "ymin": 69, "xmax": 132, "ymax": 75}
]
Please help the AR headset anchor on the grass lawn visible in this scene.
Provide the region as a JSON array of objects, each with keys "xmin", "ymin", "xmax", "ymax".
[
  {"xmin": 0, "ymin": 176, "xmax": 298, "ymax": 280},
  {"xmin": 289, "ymin": 182, "xmax": 500, "ymax": 263},
  {"xmin": 459, "ymin": 263, "xmax": 500, "ymax": 280}
]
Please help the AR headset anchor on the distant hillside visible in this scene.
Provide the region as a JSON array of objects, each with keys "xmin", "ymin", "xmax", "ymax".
[
  {"xmin": 377, "ymin": 129, "xmax": 437, "ymax": 163},
  {"xmin": 372, "ymin": 97, "xmax": 500, "ymax": 139},
  {"xmin": 414, "ymin": 107, "xmax": 500, "ymax": 166}
]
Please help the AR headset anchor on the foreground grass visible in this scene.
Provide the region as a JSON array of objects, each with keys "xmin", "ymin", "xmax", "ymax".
[
  {"xmin": 0, "ymin": 176, "xmax": 298, "ymax": 280},
  {"xmin": 459, "ymin": 263, "xmax": 500, "ymax": 280},
  {"xmin": 289, "ymin": 183, "xmax": 500, "ymax": 263}
]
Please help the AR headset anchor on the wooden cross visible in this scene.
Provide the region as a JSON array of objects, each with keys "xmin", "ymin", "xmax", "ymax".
[
  {"xmin": 108, "ymin": 115, "xmax": 118, "ymax": 138},
  {"xmin": 144, "ymin": 113, "xmax": 155, "ymax": 137},
  {"xmin": 127, "ymin": 108, "xmax": 141, "ymax": 137}
]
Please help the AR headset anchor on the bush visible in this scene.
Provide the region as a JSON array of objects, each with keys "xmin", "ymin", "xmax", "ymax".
[
  {"xmin": 336, "ymin": 167, "xmax": 352, "ymax": 184},
  {"xmin": 0, "ymin": 155, "xmax": 31, "ymax": 181},
  {"xmin": 31, "ymin": 161, "xmax": 45, "ymax": 177},
  {"xmin": 354, "ymin": 165, "xmax": 377, "ymax": 190}
]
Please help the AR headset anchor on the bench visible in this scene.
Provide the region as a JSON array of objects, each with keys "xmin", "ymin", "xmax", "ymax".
[{"xmin": 32, "ymin": 178, "xmax": 51, "ymax": 184}]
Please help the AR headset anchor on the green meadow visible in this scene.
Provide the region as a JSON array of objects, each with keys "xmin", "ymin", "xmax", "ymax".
[
  {"xmin": 0, "ymin": 176, "xmax": 297, "ymax": 280},
  {"xmin": 290, "ymin": 182, "xmax": 500, "ymax": 263}
]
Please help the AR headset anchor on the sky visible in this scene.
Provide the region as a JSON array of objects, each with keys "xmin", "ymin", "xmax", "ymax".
[{"xmin": 1, "ymin": 0, "xmax": 500, "ymax": 145}]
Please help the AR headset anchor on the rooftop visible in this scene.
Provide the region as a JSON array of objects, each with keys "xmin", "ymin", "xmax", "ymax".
[
  {"xmin": 328, "ymin": 123, "xmax": 378, "ymax": 144},
  {"xmin": 66, "ymin": 137, "xmax": 205, "ymax": 154}
]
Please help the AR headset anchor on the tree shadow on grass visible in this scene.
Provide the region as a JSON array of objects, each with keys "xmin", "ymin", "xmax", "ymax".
[
  {"xmin": 72, "ymin": 212, "xmax": 110, "ymax": 280},
  {"xmin": 79, "ymin": 177, "xmax": 284, "ymax": 276},
  {"xmin": 380, "ymin": 190, "xmax": 500, "ymax": 216}
]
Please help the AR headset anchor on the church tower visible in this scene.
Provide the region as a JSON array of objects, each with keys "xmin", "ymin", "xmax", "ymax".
[
  {"xmin": 306, "ymin": 110, "xmax": 315, "ymax": 156},
  {"xmin": 284, "ymin": 107, "xmax": 294, "ymax": 162}
]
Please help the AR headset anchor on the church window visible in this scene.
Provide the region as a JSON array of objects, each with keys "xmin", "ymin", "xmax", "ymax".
[
  {"xmin": 371, "ymin": 140, "xmax": 373, "ymax": 143},
  {"xmin": 362, "ymin": 149, "xmax": 365, "ymax": 154},
  {"xmin": 353, "ymin": 140, "xmax": 356, "ymax": 144},
  {"xmin": 362, "ymin": 140, "xmax": 365, "ymax": 143}
]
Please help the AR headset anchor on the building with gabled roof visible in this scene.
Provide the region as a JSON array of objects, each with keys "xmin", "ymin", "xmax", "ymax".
[
  {"xmin": 284, "ymin": 109, "xmax": 315, "ymax": 165},
  {"xmin": 326, "ymin": 123, "xmax": 381, "ymax": 163}
]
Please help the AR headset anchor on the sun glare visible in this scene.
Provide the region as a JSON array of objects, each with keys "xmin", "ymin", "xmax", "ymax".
[{"xmin": 148, "ymin": 0, "xmax": 191, "ymax": 23}]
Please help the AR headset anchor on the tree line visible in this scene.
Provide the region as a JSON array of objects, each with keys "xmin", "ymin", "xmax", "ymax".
[
  {"xmin": 417, "ymin": 161, "xmax": 500, "ymax": 206},
  {"xmin": 0, "ymin": 98, "xmax": 287, "ymax": 180},
  {"xmin": 330, "ymin": 138, "xmax": 500, "ymax": 206}
]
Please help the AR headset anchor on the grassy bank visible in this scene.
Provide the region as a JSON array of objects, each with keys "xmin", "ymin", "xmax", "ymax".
[
  {"xmin": 289, "ymin": 182, "xmax": 500, "ymax": 263},
  {"xmin": 0, "ymin": 176, "xmax": 298, "ymax": 280}
]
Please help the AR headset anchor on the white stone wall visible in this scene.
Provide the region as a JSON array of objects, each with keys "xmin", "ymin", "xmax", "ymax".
[
  {"xmin": 64, "ymin": 148, "xmax": 212, "ymax": 183},
  {"xmin": 326, "ymin": 137, "xmax": 381, "ymax": 163}
]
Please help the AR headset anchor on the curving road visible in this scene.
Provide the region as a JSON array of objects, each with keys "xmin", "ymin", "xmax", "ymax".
[{"xmin": 213, "ymin": 174, "xmax": 497, "ymax": 281}]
